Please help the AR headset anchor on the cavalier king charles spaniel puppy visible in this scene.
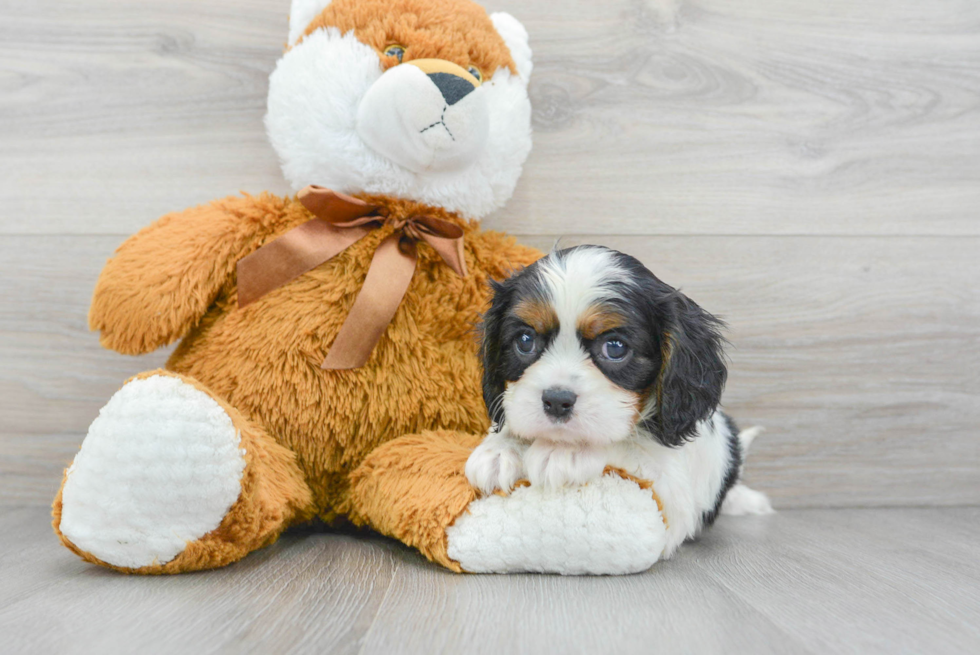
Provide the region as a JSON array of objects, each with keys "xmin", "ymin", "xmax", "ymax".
[{"xmin": 466, "ymin": 245, "xmax": 771, "ymax": 554}]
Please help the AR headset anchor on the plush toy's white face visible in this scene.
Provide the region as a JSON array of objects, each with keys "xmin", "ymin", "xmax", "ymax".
[{"xmin": 266, "ymin": 0, "xmax": 533, "ymax": 218}]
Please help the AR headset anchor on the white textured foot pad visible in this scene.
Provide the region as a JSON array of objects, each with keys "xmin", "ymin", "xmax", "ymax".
[
  {"xmin": 446, "ymin": 475, "xmax": 667, "ymax": 575},
  {"xmin": 59, "ymin": 375, "xmax": 246, "ymax": 569}
]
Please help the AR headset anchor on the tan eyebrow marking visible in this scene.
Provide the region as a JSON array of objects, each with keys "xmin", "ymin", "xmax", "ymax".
[
  {"xmin": 513, "ymin": 299, "xmax": 558, "ymax": 334},
  {"xmin": 577, "ymin": 304, "xmax": 625, "ymax": 341}
]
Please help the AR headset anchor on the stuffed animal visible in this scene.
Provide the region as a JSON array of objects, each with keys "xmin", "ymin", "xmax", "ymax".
[{"xmin": 52, "ymin": 0, "xmax": 670, "ymax": 575}]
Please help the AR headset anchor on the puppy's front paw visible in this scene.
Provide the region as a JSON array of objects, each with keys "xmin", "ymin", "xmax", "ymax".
[
  {"xmin": 465, "ymin": 437, "xmax": 525, "ymax": 495},
  {"xmin": 524, "ymin": 441, "xmax": 607, "ymax": 489}
]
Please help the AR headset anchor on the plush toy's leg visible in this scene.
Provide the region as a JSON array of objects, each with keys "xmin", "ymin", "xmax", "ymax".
[
  {"xmin": 349, "ymin": 431, "xmax": 667, "ymax": 575},
  {"xmin": 53, "ymin": 370, "xmax": 314, "ymax": 574},
  {"xmin": 348, "ymin": 430, "xmax": 482, "ymax": 572}
]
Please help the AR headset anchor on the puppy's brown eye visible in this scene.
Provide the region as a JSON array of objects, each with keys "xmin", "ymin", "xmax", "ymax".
[
  {"xmin": 384, "ymin": 44, "xmax": 406, "ymax": 62},
  {"xmin": 601, "ymin": 338, "xmax": 629, "ymax": 361},
  {"xmin": 515, "ymin": 330, "xmax": 537, "ymax": 355}
]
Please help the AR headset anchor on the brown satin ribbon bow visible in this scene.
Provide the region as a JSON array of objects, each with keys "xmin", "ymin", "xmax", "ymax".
[{"xmin": 237, "ymin": 185, "xmax": 467, "ymax": 370}]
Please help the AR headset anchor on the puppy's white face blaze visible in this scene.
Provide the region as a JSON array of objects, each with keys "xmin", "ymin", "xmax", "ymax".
[{"xmin": 501, "ymin": 248, "xmax": 643, "ymax": 446}]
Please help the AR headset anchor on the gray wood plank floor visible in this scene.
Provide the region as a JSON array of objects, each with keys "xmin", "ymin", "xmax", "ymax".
[{"xmin": 1, "ymin": 506, "xmax": 977, "ymax": 654}]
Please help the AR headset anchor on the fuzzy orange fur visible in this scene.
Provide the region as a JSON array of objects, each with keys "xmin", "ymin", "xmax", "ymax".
[
  {"xmin": 56, "ymin": 0, "xmax": 543, "ymax": 573},
  {"xmin": 302, "ymin": 0, "xmax": 516, "ymax": 77},
  {"xmin": 61, "ymin": 191, "xmax": 540, "ymax": 572},
  {"xmin": 348, "ymin": 430, "xmax": 484, "ymax": 571}
]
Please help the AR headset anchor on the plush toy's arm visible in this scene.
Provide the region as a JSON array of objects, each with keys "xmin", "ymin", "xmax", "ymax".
[{"xmin": 89, "ymin": 193, "xmax": 289, "ymax": 355}]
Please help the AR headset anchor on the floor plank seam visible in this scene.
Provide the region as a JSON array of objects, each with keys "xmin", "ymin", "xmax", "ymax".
[
  {"xmin": 354, "ymin": 559, "xmax": 402, "ymax": 655},
  {"xmin": 696, "ymin": 568, "xmax": 821, "ymax": 655}
]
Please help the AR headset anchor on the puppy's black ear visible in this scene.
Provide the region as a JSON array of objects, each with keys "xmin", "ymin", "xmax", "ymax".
[
  {"xmin": 479, "ymin": 277, "xmax": 513, "ymax": 428},
  {"xmin": 643, "ymin": 293, "xmax": 727, "ymax": 447}
]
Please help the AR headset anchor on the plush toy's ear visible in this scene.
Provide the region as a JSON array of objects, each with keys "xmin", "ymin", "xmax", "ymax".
[
  {"xmin": 642, "ymin": 293, "xmax": 728, "ymax": 447},
  {"xmin": 288, "ymin": 0, "xmax": 332, "ymax": 46},
  {"xmin": 490, "ymin": 12, "xmax": 533, "ymax": 82},
  {"xmin": 480, "ymin": 278, "xmax": 514, "ymax": 428}
]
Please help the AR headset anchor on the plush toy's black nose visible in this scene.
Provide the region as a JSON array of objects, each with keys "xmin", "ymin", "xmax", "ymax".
[
  {"xmin": 542, "ymin": 387, "xmax": 577, "ymax": 421},
  {"xmin": 427, "ymin": 72, "xmax": 475, "ymax": 106}
]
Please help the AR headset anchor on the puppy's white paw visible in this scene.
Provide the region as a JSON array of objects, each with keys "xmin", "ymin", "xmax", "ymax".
[
  {"xmin": 721, "ymin": 483, "xmax": 774, "ymax": 516},
  {"xmin": 524, "ymin": 441, "xmax": 607, "ymax": 489},
  {"xmin": 465, "ymin": 435, "xmax": 525, "ymax": 495}
]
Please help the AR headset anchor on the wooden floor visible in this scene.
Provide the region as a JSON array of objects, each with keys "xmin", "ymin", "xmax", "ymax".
[
  {"xmin": 1, "ymin": 506, "xmax": 977, "ymax": 654},
  {"xmin": 1, "ymin": 0, "xmax": 978, "ymax": 652}
]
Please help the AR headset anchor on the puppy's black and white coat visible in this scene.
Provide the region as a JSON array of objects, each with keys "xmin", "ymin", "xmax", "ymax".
[{"xmin": 466, "ymin": 246, "xmax": 771, "ymax": 556}]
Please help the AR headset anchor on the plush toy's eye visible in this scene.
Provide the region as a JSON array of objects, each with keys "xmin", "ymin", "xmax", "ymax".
[
  {"xmin": 600, "ymin": 338, "xmax": 629, "ymax": 362},
  {"xmin": 467, "ymin": 66, "xmax": 483, "ymax": 83},
  {"xmin": 515, "ymin": 329, "xmax": 537, "ymax": 356},
  {"xmin": 384, "ymin": 44, "xmax": 406, "ymax": 63}
]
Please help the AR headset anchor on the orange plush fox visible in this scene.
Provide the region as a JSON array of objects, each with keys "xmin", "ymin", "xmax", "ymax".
[{"xmin": 53, "ymin": 0, "xmax": 669, "ymax": 575}]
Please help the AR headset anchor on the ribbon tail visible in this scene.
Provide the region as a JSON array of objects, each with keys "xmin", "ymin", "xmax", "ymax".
[
  {"xmin": 420, "ymin": 233, "xmax": 468, "ymax": 278},
  {"xmin": 321, "ymin": 234, "xmax": 418, "ymax": 370},
  {"xmin": 412, "ymin": 214, "xmax": 467, "ymax": 278}
]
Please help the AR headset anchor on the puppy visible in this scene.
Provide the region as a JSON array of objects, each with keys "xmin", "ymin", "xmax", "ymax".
[{"xmin": 465, "ymin": 245, "xmax": 771, "ymax": 554}]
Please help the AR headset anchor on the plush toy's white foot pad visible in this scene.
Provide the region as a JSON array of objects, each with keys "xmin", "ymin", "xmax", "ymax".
[
  {"xmin": 446, "ymin": 475, "xmax": 666, "ymax": 575},
  {"xmin": 59, "ymin": 375, "xmax": 246, "ymax": 569}
]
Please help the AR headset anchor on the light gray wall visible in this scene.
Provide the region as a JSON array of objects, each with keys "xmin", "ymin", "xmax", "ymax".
[{"xmin": 2, "ymin": 0, "xmax": 978, "ymax": 508}]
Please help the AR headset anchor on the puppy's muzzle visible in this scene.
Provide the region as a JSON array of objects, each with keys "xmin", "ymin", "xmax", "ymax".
[{"xmin": 542, "ymin": 387, "xmax": 577, "ymax": 422}]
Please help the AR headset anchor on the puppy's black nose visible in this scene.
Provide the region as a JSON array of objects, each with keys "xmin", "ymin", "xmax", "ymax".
[
  {"xmin": 427, "ymin": 72, "xmax": 474, "ymax": 106},
  {"xmin": 542, "ymin": 387, "xmax": 577, "ymax": 421}
]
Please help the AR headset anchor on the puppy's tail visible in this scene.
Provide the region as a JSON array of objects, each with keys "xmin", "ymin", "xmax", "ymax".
[
  {"xmin": 737, "ymin": 425, "xmax": 765, "ymax": 454},
  {"xmin": 721, "ymin": 426, "xmax": 774, "ymax": 516}
]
